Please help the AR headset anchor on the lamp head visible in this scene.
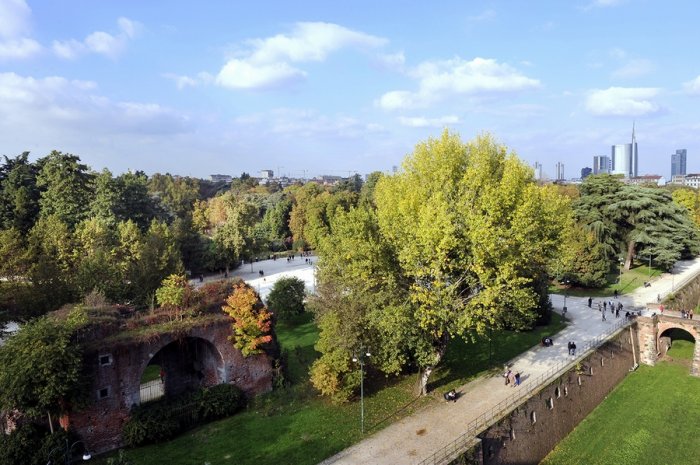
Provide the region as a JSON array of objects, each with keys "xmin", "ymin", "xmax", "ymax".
[{"xmin": 83, "ymin": 452, "xmax": 92, "ymax": 461}]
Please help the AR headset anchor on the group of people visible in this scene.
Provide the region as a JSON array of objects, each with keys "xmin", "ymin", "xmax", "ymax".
[
  {"xmin": 586, "ymin": 298, "xmax": 623, "ymax": 321},
  {"xmin": 503, "ymin": 369, "xmax": 521, "ymax": 387},
  {"xmin": 567, "ymin": 341, "xmax": 577, "ymax": 356},
  {"xmin": 681, "ymin": 309, "xmax": 694, "ymax": 319}
]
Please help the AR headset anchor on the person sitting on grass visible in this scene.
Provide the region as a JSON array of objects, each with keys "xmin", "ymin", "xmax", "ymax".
[{"xmin": 444, "ymin": 389, "xmax": 457, "ymax": 402}]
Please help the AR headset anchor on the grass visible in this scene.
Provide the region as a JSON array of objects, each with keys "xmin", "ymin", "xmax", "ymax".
[
  {"xmin": 98, "ymin": 311, "xmax": 566, "ymax": 465},
  {"xmin": 541, "ymin": 362, "xmax": 700, "ymax": 465},
  {"xmin": 666, "ymin": 328, "xmax": 696, "ymax": 360},
  {"xmin": 140, "ymin": 365, "xmax": 161, "ymax": 384},
  {"xmin": 550, "ymin": 264, "xmax": 662, "ymax": 298}
]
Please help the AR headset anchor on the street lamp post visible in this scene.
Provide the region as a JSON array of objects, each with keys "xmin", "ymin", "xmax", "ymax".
[
  {"xmin": 672, "ymin": 264, "xmax": 675, "ymax": 293},
  {"xmin": 47, "ymin": 439, "xmax": 91, "ymax": 465},
  {"xmin": 563, "ymin": 279, "xmax": 570, "ymax": 316},
  {"xmin": 619, "ymin": 258, "xmax": 624, "ymax": 289},
  {"xmin": 649, "ymin": 254, "xmax": 653, "ymax": 280},
  {"xmin": 352, "ymin": 345, "xmax": 371, "ymax": 434}
]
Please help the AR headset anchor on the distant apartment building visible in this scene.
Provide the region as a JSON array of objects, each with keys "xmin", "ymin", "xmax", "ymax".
[
  {"xmin": 210, "ymin": 174, "xmax": 232, "ymax": 183},
  {"xmin": 260, "ymin": 169, "xmax": 274, "ymax": 179},
  {"xmin": 671, "ymin": 174, "xmax": 700, "ymax": 189},
  {"xmin": 627, "ymin": 175, "xmax": 664, "ymax": 186},
  {"xmin": 672, "ymin": 149, "xmax": 687, "ymax": 177},
  {"xmin": 593, "ymin": 155, "xmax": 612, "ymax": 174},
  {"xmin": 556, "ymin": 162, "xmax": 565, "ymax": 181},
  {"xmin": 581, "ymin": 167, "xmax": 592, "ymax": 179}
]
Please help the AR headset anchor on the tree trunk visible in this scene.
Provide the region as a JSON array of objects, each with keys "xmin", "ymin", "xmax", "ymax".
[
  {"xmin": 625, "ymin": 240, "xmax": 635, "ymax": 271},
  {"xmin": 417, "ymin": 333, "xmax": 450, "ymax": 396},
  {"xmin": 47, "ymin": 411, "xmax": 54, "ymax": 434}
]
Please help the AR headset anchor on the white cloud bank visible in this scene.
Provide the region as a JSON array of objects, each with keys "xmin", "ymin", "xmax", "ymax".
[
  {"xmin": 398, "ymin": 115, "xmax": 459, "ymax": 128},
  {"xmin": 52, "ymin": 17, "xmax": 141, "ymax": 59},
  {"xmin": 684, "ymin": 76, "xmax": 700, "ymax": 95},
  {"xmin": 0, "ymin": 0, "xmax": 40, "ymax": 59},
  {"xmin": 215, "ymin": 22, "xmax": 387, "ymax": 90},
  {"xmin": 377, "ymin": 57, "xmax": 540, "ymax": 110},
  {"xmin": 585, "ymin": 87, "xmax": 662, "ymax": 116}
]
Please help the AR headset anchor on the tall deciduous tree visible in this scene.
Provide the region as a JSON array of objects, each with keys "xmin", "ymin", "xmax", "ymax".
[{"xmin": 36, "ymin": 151, "xmax": 94, "ymax": 227}]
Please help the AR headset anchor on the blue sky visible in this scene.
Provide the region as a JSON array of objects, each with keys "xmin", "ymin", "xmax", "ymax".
[{"xmin": 1, "ymin": 0, "xmax": 699, "ymax": 180}]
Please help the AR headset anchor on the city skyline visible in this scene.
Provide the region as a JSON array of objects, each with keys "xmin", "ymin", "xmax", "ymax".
[{"xmin": 1, "ymin": 1, "xmax": 700, "ymax": 179}]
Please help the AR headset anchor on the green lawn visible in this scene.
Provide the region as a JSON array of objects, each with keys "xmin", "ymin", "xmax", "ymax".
[
  {"xmin": 666, "ymin": 328, "xmax": 696, "ymax": 360},
  {"xmin": 542, "ymin": 362, "xmax": 700, "ymax": 465},
  {"xmin": 140, "ymin": 365, "xmax": 161, "ymax": 384},
  {"xmin": 100, "ymin": 312, "xmax": 566, "ymax": 465},
  {"xmin": 551, "ymin": 264, "xmax": 662, "ymax": 298}
]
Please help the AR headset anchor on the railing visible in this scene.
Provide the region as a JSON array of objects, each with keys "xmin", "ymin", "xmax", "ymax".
[
  {"xmin": 417, "ymin": 316, "xmax": 635, "ymax": 465},
  {"xmin": 139, "ymin": 380, "xmax": 164, "ymax": 403}
]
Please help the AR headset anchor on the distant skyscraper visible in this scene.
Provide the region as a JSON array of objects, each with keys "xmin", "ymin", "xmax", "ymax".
[
  {"xmin": 533, "ymin": 162, "xmax": 543, "ymax": 180},
  {"xmin": 593, "ymin": 155, "xmax": 611, "ymax": 174},
  {"xmin": 672, "ymin": 149, "xmax": 687, "ymax": 177},
  {"xmin": 611, "ymin": 124, "xmax": 638, "ymax": 178},
  {"xmin": 581, "ymin": 167, "xmax": 592, "ymax": 179},
  {"xmin": 556, "ymin": 162, "xmax": 565, "ymax": 180}
]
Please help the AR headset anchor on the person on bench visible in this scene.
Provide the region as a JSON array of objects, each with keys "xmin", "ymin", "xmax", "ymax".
[{"xmin": 542, "ymin": 337, "xmax": 553, "ymax": 347}]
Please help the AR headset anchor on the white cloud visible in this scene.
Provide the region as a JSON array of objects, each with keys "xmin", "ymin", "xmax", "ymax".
[
  {"xmin": 611, "ymin": 59, "xmax": 653, "ymax": 79},
  {"xmin": 585, "ymin": 87, "xmax": 662, "ymax": 116},
  {"xmin": 52, "ymin": 17, "xmax": 141, "ymax": 59},
  {"xmin": 233, "ymin": 107, "xmax": 383, "ymax": 139},
  {"xmin": 683, "ymin": 76, "xmax": 700, "ymax": 95},
  {"xmin": 584, "ymin": 0, "xmax": 625, "ymax": 9},
  {"xmin": 216, "ymin": 22, "xmax": 386, "ymax": 90},
  {"xmin": 377, "ymin": 57, "xmax": 540, "ymax": 110},
  {"xmin": 398, "ymin": 115, "xmax": 460, "ymax": 128},
  {"xmin": 0, "ymin": 0, "xmax": 40, "ymax": 60},
  {"xmin": 163, "ymin": 72, "xmax": 214, "ymax": 90},
  {"xmin": 375, "ymin": 51, "xmax": 405, "ymax": 71},
  {"xmin": 0, "ymin": 37, "xmax": 40, "ymax": 59},
  {"xmin": 0, "ymin": 72, "xmax": 190, "ymax": 137}
]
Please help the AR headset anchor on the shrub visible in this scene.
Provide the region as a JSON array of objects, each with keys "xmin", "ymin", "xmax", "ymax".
[
  {"xmin": 0, "ymin": 423, "xmax": 78, "ymax": 465},
  {"xmin": 266, "ymin": 277, "xmax": 306, "ymax": 320},
  {"xmin": 122, "ymin": 384, "xmax": 246, "ymax": 447}
]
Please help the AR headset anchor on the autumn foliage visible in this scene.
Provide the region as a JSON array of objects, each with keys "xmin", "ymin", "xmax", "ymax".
[{"xmin": 221, "ymin": 283, "xmax": 272, "ymax": 356}]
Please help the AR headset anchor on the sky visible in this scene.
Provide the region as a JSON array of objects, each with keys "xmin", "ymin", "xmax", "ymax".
[{"xmin": 1, "ymin": 0, "xmax": 700, "ymax": 180}]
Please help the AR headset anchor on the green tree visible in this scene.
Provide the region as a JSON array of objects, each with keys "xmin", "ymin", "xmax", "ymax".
[
  {"xmin": 0, "ymin": 310, "xmax": 87, "ymax": 432},
  {"xmin": 266, "ymin": 276, "xmax": 306, "ymax": 319},
  {"xmin": 133, "ymin": 220, "xmax": 183, "ymax": 307},
  {"xmin": 0, "ymin": 152, "xmax": 41, "ymax": 232},
  {"xmin": 36, "ymin": 151, "xmax": 94, "ymax": 227}
]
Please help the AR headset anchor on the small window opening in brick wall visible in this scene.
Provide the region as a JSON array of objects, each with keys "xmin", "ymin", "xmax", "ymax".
[
  {"xmin": 510, "ymin": 428, "xmax": 515, "ymax": 440},
  {"xmin": 547, "ymin": 397, "xmax": 554, "ymax": 410},
  {"xmin": 97, "ymin": 387, "xmax": 110, "ymax": 399},
  {"xmin": 601, "ymin": 357, "xmax": 605, "ymax": 367},
  {"xmin": 555, "ymin": 386, "xmax": 561, "ymax": 398},
  {"xmin": 99, "ymin": 354, "xmax": 112, "ymax": 366},
  {"xmin": 578, "ymin": 376, "xmax": 582, "ymax": 386},
  {"xmin": 564, "ymin": 386, "xmax": 569, "ymax": 396},
  {"xmin": 589, "ymin": 366, "xmax": 594, "ymax": 375},
  {"xmin": 531, "ymin": 411, "xmax": 537, "ymax": 424}
]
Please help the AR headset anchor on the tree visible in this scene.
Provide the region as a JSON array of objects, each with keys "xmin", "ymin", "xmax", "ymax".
[
  {"xmin": 156, "ymin": 274, "xmax": 195, "ymax": 320},
  {"xmin": 221, "ymin": 283, "xmax": 272, "ymax": 356},
  {"xmin": 312, "ymin": 131, "xmax": 568, "ymax": 396},
  {"xmin": 212, "ymin": 194, "xmax": 260, "ymax": 268},
  {"xmin": 36, "ymin": 151, "xmax": 94, "ymax": 227},
  {"xmin": 132, "ymin": 220, "xmax": 183, "ymax": 307},
  {"xmin": 266, "ymin": 276, "xmax": 306, "ymax": 319},
  {"xmin": 0, "ymin": 310, "xmax": 87, "ymax": 432},
  {"xmin": 0, "ymin": 152, "xmax": 41, "ymax": 232}
]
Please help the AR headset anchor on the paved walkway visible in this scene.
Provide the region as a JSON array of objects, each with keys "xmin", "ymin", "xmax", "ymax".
[{"xmin": 318, "ymin": 256, "xmax": 700, "ymax": 465}]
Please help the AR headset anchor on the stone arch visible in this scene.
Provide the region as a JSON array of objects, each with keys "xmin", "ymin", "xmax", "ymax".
[
  {"xmin": 136, "ymin": 336, "xmax": 225, "ymax": 404},
  {"xmin": 658, "ymin": 326, "xmax": 695, "ymax": 359}
]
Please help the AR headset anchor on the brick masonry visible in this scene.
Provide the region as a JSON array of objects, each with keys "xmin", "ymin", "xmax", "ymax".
[
  {"xmin": 636, "ymin": 313, "xmax": 700, "ymax": 375},
  {"xmin": 61, "ymin": 316, "xmax": 277, "ymax": 454},
  {"xmin": 455, "ymin": 328, "xmax": 637, "ymax": 465}
]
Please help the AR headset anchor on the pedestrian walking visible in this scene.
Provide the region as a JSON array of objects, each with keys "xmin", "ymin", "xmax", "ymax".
[
  {"xmin": 504, "ymin": 368, "xmax": 512, "ymax": 385},
  {"xmin": 588, "ymin": 297, "xmax": 592, "ymax": 308},
  {"xmin": 515, "ymin": 372, "xmax": 521, "ymax": 386},
  {"xmin": 603, "ymin": 301, "xmax": 607, "ymax": 311},
  {"xmin": 571, "ymin": 342, "xmax": 576, "ymax": 356},
  {"xmin": 602, "ymin": 309, "xmax": 607, "ymax": 321},
  {"xmin": 598, "ymin": 302, "xmax": 602, "ymax": 312},
  {"xmin": 614, "ymin": 289, "xmax": 618, "ymax": 299},
  {"xmin": 508, "ymin": 371, "xmax": 516, "ymax": 387}
]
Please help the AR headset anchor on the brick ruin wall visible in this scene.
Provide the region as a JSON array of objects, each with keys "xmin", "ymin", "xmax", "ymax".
[
  {"xmin": 449, "ymin": 327, "xmax": 638, "ymax": 465},
  {"xmin": 62, "ymin": 317, "xmax": 276, "ymax": 454}
]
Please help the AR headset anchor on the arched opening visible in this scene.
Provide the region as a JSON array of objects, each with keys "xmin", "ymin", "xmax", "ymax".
[
  {"xmin": 659, "ymin": 327, "xmax": 695, "ymax": 360},
  {"xmin": 138, "ymin": 337, "xmax": 224, "ymax": 404}
]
